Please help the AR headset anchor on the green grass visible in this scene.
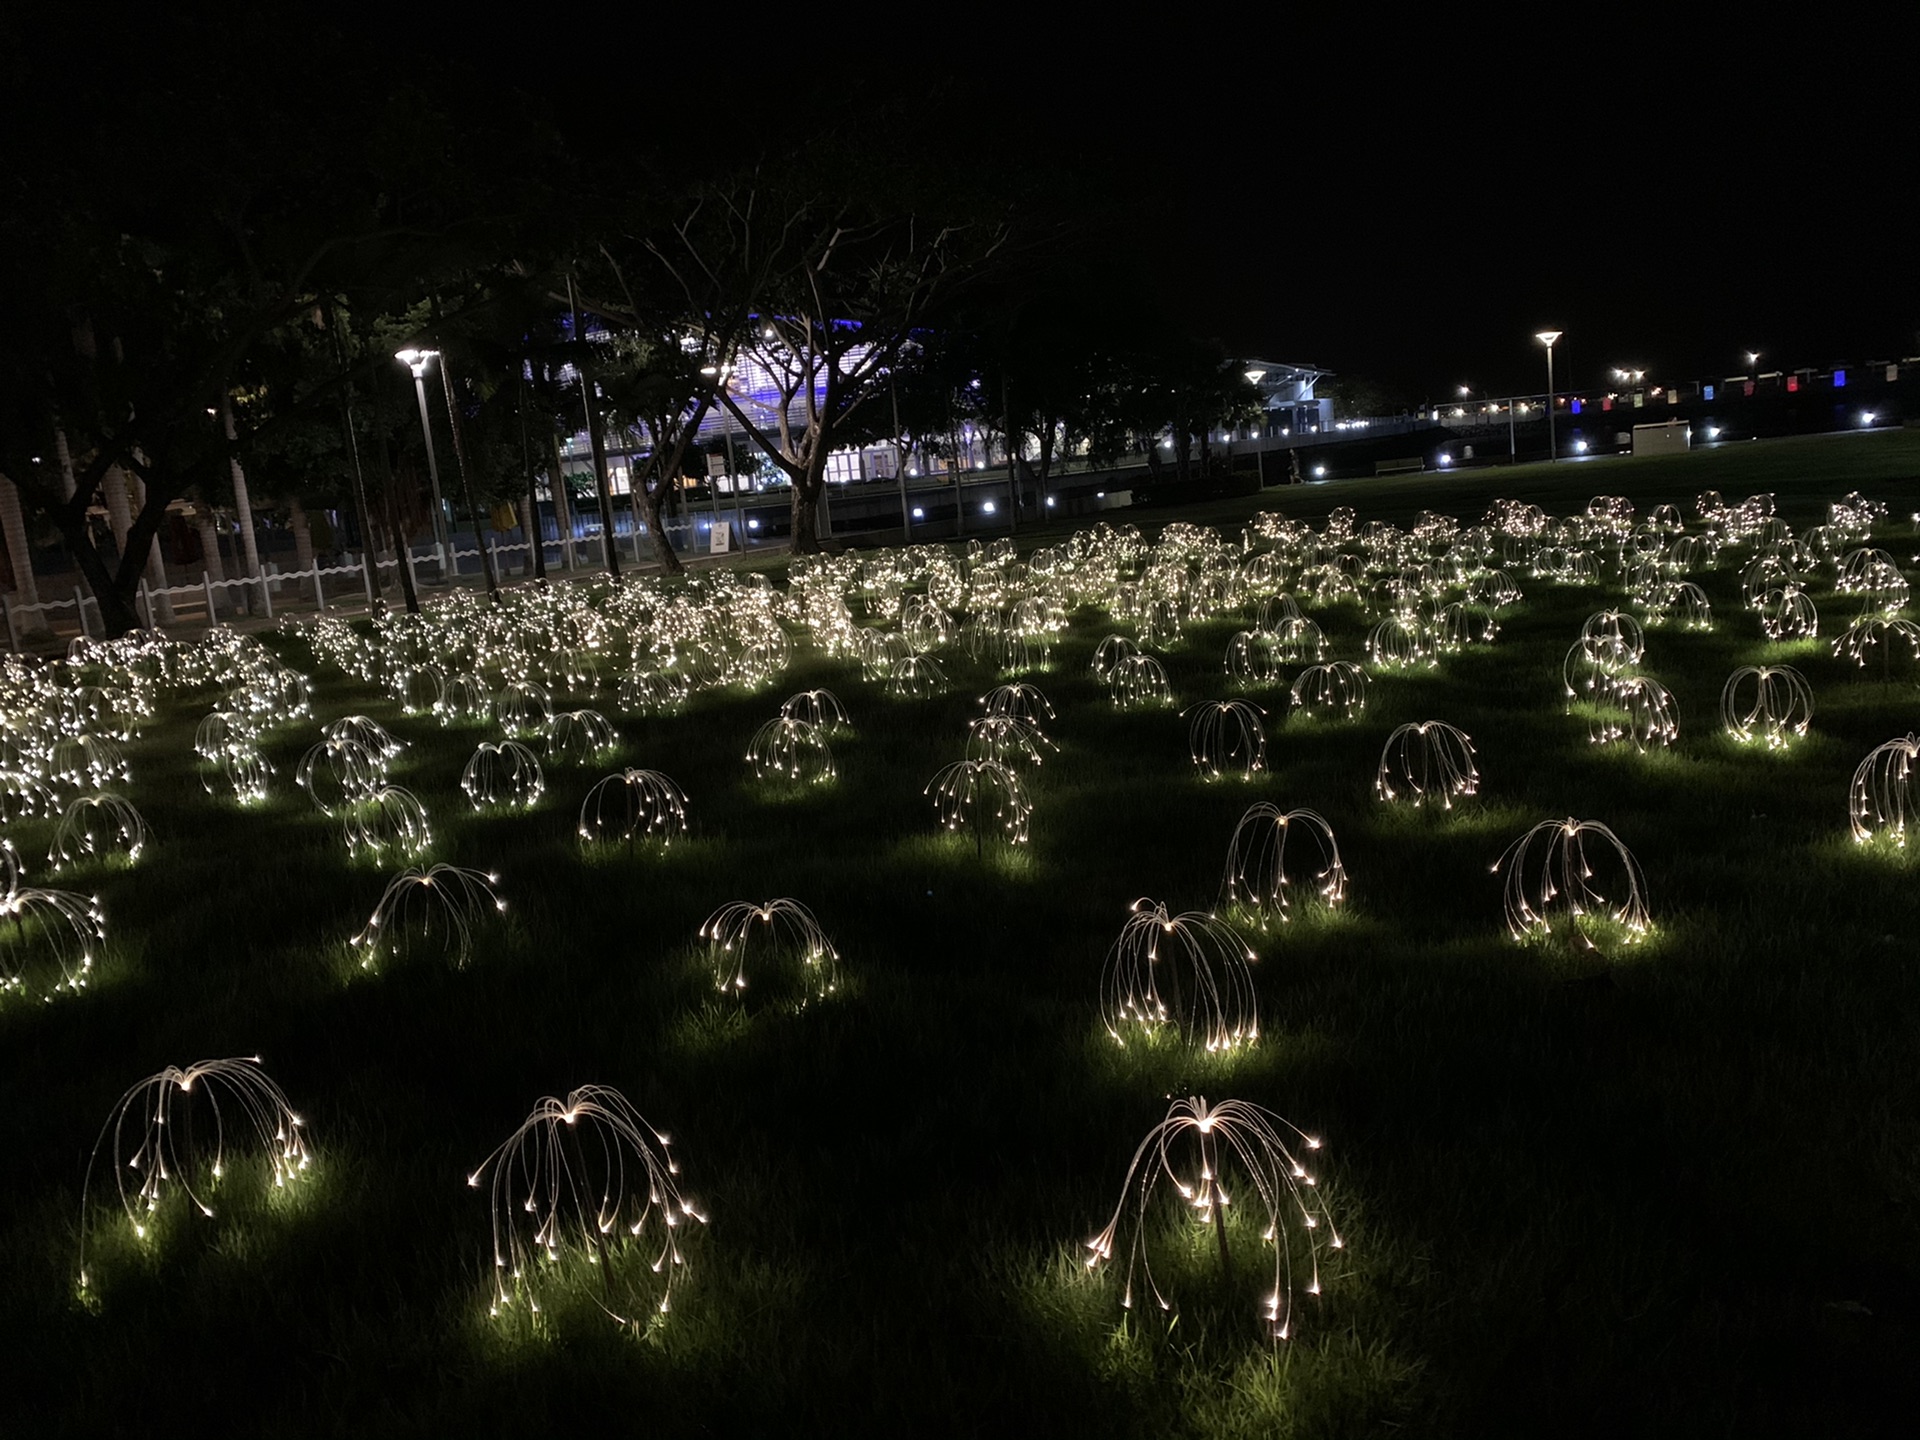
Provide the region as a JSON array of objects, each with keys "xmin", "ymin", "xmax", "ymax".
[{"xmin": 3, "ymin": 430, "xmax": 1919, "ymax": 1437}]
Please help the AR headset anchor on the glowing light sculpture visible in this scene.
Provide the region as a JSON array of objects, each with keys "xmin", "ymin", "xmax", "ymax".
[
  {"xmin": 543, "ymin": 709, "xmax": 618, "ymax": 767},
  {"xmin": 343, "ymin": 786, "xmax": 433, "ymax": 861},
  {"xmin": 349, "ymin": 863, "xmax": 505, "ymax": 970},
  {"xmin": 1218, "ymin": 804, "xmax": 1347, "ymax": 925},
  {"xmin": 1848, "ymin": 734, "xmax": 1920, "ymax": 846},
  {"xmin": 1758, "ymin": 585, "xmax": 1818, "ymax": 642},
  {"xmin": 1493, "ymin": 818, "xmax": 1651, "ymax": 948},
  {"xmin": 966, "ymin": 714, "xmax": 1056, "ymax": 772},
  {"xmin": 578, "ymin": 770, "xmax": 691, "ymax": 851},
  {"xmin": 1099, "ymin": 899, "xmax": 1259, "ymax": 1050},
  {"xmin": 49, "ymin": 733, "xmax": 130, "ymax": 791},
  {"xmin": 1721, "ymin": 666, "xmax": 1814, "ymax": 749},
  {"xmin": 1833, "ymin": 616, "xmax": 1920, "ymax": 678},
  {"xmin": 1376, "ymin": 721, "xmax": 1479, "ymax": 807},
  {"xmin": 1289, "ymin": 662, "xmax": 1369, "ymax": 721},
  {"xmin": 1, "ymin": 841, "xmax": 104, "ymax": 997},
  {"xmin": 295, "ymin": 736, "xmax": 385, "ymax": 816},
  {"xmin": 780, "ymin": 688, "xmax": 853, "ymax": 733},
  {"xmin": 744, "ymin": 716, "xmax": 836, "ymax": 785},
  {"xmin": 1085, "ymin": 1096, "xmax": 1341, "ymax": 1341},
  {"xmin": 49, "ymin": 794, "xmax": 148, "ymax": 869},
  {"xmin": 886, "ymin": 654, "xmax": 951, "ymax": 700},
  {"xmin": 322, "ymin": 715, "xmax": 404, "ymax": 762},
  {"xmin": 1109, "ymin": 654, "xmax": 1173, "ymax": 710},
  {"xmin": 78, "ymin": 1056, "xmax": 310, "ymax": 1292},
  {"xmin": 469, "ymin": 1085, "xmax": 703, "ymax": 1326},
  {"xmin": 1589, "ymin": 676, "xmax": 1679, "ymax": 752},
  {"xmin": 1185, "ymin": 701, "xmax": 1267, "ymax": 781},
  {"xmin": 698, "ymin": 897, "xmax": 841, "ymax": 998},
  {"xmin": 461, "ymin": 740, "xmax": 545, "ymax": 811},
  {"xmin": 925, "ymin": 758, "xmax": 1032, "ymax": 850},
  {"xmin": 202, "ymin": 741, "xmax": 273, "ymax": 805}
]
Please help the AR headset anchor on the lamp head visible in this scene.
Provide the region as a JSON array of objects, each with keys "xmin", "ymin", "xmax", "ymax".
[
  {"xmin": 395, "ymin": 347, "xmax": 439, "ymax": 378},
  {"xmin": 1534, "ymin": 330, "xmax": 1562, "ymax": 349}
]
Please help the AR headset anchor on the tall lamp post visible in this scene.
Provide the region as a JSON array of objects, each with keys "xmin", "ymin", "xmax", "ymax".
[
  {"xmin": 395, "ymin": 348, "xmax": 451, "ymax": 567},
  {"xmin": 1535, "ymin": 331, "xmax": 1562, "ymax": 462}
]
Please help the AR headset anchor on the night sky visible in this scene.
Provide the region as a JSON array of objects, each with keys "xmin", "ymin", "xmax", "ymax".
[{"xmin": 12, "ymin": 10, "xmax": 1914, "ymax": 402}]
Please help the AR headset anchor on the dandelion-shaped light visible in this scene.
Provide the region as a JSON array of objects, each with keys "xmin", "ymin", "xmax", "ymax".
[
  {"xmin": 925, "ymin": 758, "xmax": 1031, "ymax": 850},
  {"xmin": 349, "ymin": 863, "xmax": 505, "ymax": 970},
  {"xmin": 780, "ymin": 688, "xmax": 853, "ymax": 733},
  {"xmin": 544, "ymin": 709, "xmax": 618, "ymax": 767},
  {"xmin": 744, "ymin": 716, "xmax": 835, "ymax": 784},
  {"xmin": 49, "ymin": 794, "xmax": 148, "ymax": 869},
  {"xmin": 468, "ymin": 1086, "xmax": 705, "ymax": 1326},
  {"xmin": 1225, "ymin": 631, "xmax": 1283, "ymax": 686},
  {"xmin": 78, "ymin": 1056, "xmax": 310, "ymax": 1292},
  {"xmin": 1289, "ymin": 662, "xmax": 1369, "ymax": 722},
  {"xmin": 393, "ymin": 665, "xmax": 447, "ymax": 716},
  {"xmin": 1848, "ymin": 735, "xmax": 1920, "ymax": 847},
  {"xmin": 1109, "ymin": 653, "xmax": 1173, "ymax": 710},
  {"xmin": 1721, "ymin": 666, "xmax": 1814, "ymax": 749},
  {"xmin": 1219, "ymin": 804, "xmax": 1347, "ymax": 926},
  {"xmin": 1832, "ymin": 616, "xmax": 1920, "ymax": 679},
  {"xmin": 1, "ymin": 840, "xmax": 104, "ymax": 997},
  {"xmin": 1589, "ymin": 676, "xmax": 1679, "ymax": 752},
  {"xmin": 1271, "ymin": 614, "xmax": 1329, "ymax": 665},
  {"xmin": 698, "ymin": 897, "xmax": 841, "ymax": 998},
  {"xmin": 1493, "ymin": 817, "xmax": 1651, "ymax": 948},
  {"xmin": 49, "ymin": 733, "xmax": 130, "ymax": 791},
  {"xmin": 461, "ymin": 740, "xmax": 545, "ymax": 810},
  {"xmin": 1365, "ymin": 614, "xmax": 1434, "ymax": 671},
  {"xmin": 193, "ymin": 709, "xmax": 258, "ymax": 763},
  {"xmin": 201, "ymin": 741, "xmax": 274, "ymax": 805},
  {"xmin": 885, "ymin": 654, "xmax": 951, "ymax": 700},
  {"xmin": 1099, "ymin": 899, "xmax": 1259, "ymax": 1051},
  {"xmin": 966, "ymin": 714, "xmax": 1056, "ymax": 772},
  {"xmin": 1085, "ymin": 1096, "xmax": 1340, "ymax": 1341},
  {"xmin": 343, "ymin": 785, "xmax": 433, "ymax": 861},
  {"xmin": 1092, "ymin": 634, "xmax": 1141, "ymax": 685},
  {"xmin": 1185, "ymin": 700, "xmax": 1267, "ymax": 781},
  {"xmin": 615, "ymin": 667, "xmax": 691, "ymax": 716},
  {"xmin": 1758, "ymin": 585, "xmax": 1818, "ymax": 642},
  {"xmin": 1645, "ymin": 580, "xmax": 1714, "ymax": 631},
  {"xmin": 495, "ymin": 680, "xmax": 554, "ymax": 736},
  {"xmin": 295, "ymin": 736, "xmax": 386, "ymax": 816},
  {"xmin": 436, "ymin": 672, "xmax": 494, "ymax": 726},
  {"xmin": 980, "ymin": 682, "xmax": 1056, "ymax": 732},
  {"xmin": 322, "ymin": 714, "xmax": 404, "ymax": 762},
  {"xmin": 578, "ymin": 769, "xmax": 690, "ymax": 851},
  {"xmin": 1376, "ymin": 721, "xmax": 1479, "ymax": 807}
]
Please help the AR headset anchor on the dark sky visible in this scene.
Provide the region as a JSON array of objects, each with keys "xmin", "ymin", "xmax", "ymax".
[{"xmin": 17, "ymin": 8, "xmax": 1915, "ymax": 403}]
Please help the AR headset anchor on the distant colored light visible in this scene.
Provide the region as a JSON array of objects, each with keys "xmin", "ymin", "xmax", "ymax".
[
  {"xmin": 1574, "ymin": 439, "xmax": 1589, "ymax": 454},
  {"xmin": 1570, "ymin": 398, "xmax": 1583, "ymax": 414},
  {"xmin": 1313, "ymin": 465, "xmax": 1327, "ymax": 478},
  {"xmin": 983, "ymin": 501, "xmax": 997, "ymax": 513},
  {"xmin": 1703, "ymin": 384, "xmax": 1716, "ymax": 400},
  {"xmin": 1707, "ymin": 427, "xmax": 1722, "ymax": 439},
  {"xmin": 1833, "ymin": 369, "xmax": 1847, "ymax": 387},
  {"xmin": 912, "ymin": 507, "xmax": 924, "ymax": 518},
  {"xmin": 1045, "ymin": 497, "xmax": 1055, "ymax": 507},
  {"xmin": 1437, "ymin": 453, "xmax": 1452, "ymax": 467},
  {"xmin": 1787, "ymin": 375, "xmax": 1800, "ymax": 392},
  {"xmin": 747, "ymin": 519, "xmax": 760, "ymax": 530},
  {"xmin": 1861, "ymin": 412, "xmax": 1878, "ymax": 426}
]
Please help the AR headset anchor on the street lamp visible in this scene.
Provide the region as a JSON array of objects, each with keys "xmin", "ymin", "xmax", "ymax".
[
  {"xmin": 395, "ymin": 348, "xmax": 451, "ymax": 564},
  {"xmin": 1535, "ymin": 331, "xmax": 1562, "ymax": 462}
]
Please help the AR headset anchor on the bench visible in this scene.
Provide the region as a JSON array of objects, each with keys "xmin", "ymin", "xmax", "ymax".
[{"xmin": 1374, "ymin": 457, "xmax": 1425, "ymax": 476}]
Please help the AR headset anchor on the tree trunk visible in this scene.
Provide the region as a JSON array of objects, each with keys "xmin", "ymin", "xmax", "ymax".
[
  {"xmin": 221, "ymin": 395, "xmax": 262, "ymax": 595},
  {"xmin": 639, "ymin": 483, "xmax": 683, "ymax": 574},
  {"xmin": 49, "ymin": 505, "xmax": 141, "ymax": 638},
  {"xmin": 789, "ymin": 483, "xmax": 821, "ymax": 554},
  {"xmin": 0, "ymin": 474, "xmax": 42, "ymax": 608},
  {"xmin": 191, "ymin": 507, "xmax": 225, "ymax": 619},
  {"xmin": 547, "ymin": 433, "xmax": 576, "ymax": 572},
  {"xmin": 368, "ymin": 366, "xmax": 422, "ymax": 616},
  {"xmin": 437, "ymin": 358, "xmax": 500, "ymax": 603},
  {"xmin": 288, "ymin": 497, "xmax": 317, "ymax": 602}
]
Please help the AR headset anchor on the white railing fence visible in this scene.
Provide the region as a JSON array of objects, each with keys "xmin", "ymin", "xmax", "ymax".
[{"xmin": 3, "ymin": 526, "xmax": 760, "ymax": 652}]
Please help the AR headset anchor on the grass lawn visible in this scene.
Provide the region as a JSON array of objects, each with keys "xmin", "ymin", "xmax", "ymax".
[{"xmin": 3, "ymin": 429, "xmax": 1918, "ymax": 1438}]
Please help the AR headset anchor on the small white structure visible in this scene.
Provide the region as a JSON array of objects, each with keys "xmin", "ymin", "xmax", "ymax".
[{"xmin": 1632, "ymin": 420, "xmax": 1691, "ymax": 456}]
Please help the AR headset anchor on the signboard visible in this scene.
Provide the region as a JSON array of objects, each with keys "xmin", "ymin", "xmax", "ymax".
[
  {"xmin": 706, "ymin": 454, "xmax": 728, "ymax": 477},
  {"xmin": 709, "ymin": 521, "xmax": 732, "ymax": 554}
]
